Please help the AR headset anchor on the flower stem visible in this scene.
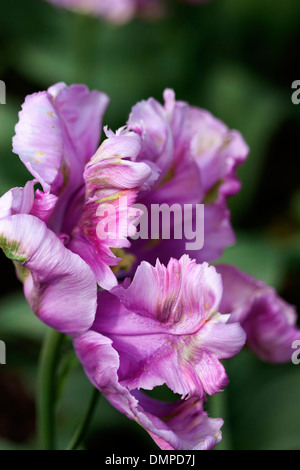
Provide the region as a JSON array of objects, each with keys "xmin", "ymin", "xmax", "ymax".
[
  {"xmin": 66, "ymin": 386, "xmax": 100, "ymax": 450},
  {"xmin": 37, "ymin": 327, "xmax": 65, "ymax": 450},
  {"xmin": 209, "ymin": 391, "xmax": 232, "ymax": 450}
]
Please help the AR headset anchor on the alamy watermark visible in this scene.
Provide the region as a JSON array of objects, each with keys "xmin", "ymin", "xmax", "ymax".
[
  {"xmin": 0, "ymin": 80, "xmax": 6, "ymax": 104},
  {"xmin": 291, "ymin": 80, "xmax": 300, "ymax": 105},
  {"xmin": 0, "ymin": 340, "xmax": 6, "ymax": 364},
  {"xmin": 292, "ymin": 340, "xmax": 300, "ymax": 365},
  {"xmin": 96, "ymin": 198, "xmax": 205, "ymax": 251}
]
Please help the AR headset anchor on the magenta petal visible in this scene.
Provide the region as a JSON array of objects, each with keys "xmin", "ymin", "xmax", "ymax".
[
  {"xmin": 243, "ymin": 294, "xmax": 300, "ymax": 363},
  {"xmin": 84, "ymin": 132, "xmax": 151, "ymax": 195},
  {"xmin": 109, "ymin": 332, "xmax": 204, "ymax": 397},
  {"xmin": 135, "ymin": 393, "xmax": 223, "ymax": 450},
  {"xmin": 13, "ymin": 83, "xmax": 109, "ymax": 234},
  {"xmin": 107, "ymin": 322, "xmax": 239, "ymax": 398},
  {"xmin": 130, "ymin": 200, "xmax": 235, "ymax": 272},
  {"xmin": 192, "ymin": 350, "xmax": 228, "ymax": 396},
  {"xmin": 68, "ymin": 234, "xmax": 119, "ymax": 290},
  {"xmin": 0, "ymin": 181, "xmax": 58, "ymax": 226},
  {"xmin": 92, "ymin": 256, "xmax": 243, "ymax": 398},
  {"xmin": 217, "ymin": 264, "xmax": 300, "ymax": 363},
  {"xmin": 48, "ymin": 83, "xmax": 109, "ymax": 167},
  {"xmin": 128, "ymin": 95, "xmax": 174, "ymax": 182},
  {"xmin": 0, "ymin": 181, "xmax": 35, "ymax": 219},
  {"xmin": 169, "ymin": 99, "xmax": 249, "ymax": 198},
  {"xmin": 128, "ymin": 89, "xmax": 247, "ymax": 268},
  {"xmin": 0, "ymin": 214, "xmax": 97, "ymax": 336},
  {"xmin": 94, "ymin": 289, "xmax": 172, "ymax": 337},
  {"xmin": 74, "ymin": 330, "xmax": 141, "ymax": 418},
  {"xmin": 112, "ymin": 256, "xmax": 223, "ymax": 333},
  {"xmin": 69, "ymin": 134, "xmax": 152, "ymax": 289},
  {"xmin": 217, "ymin": 264, "xmax": 268, "ymax": 322},
  {"xmin": 13, "ymin": 92, "xmax": 64, "ymax": 193},
  {"xmin": 47, "ymin": 83, "xmax": 109, "ymax": 233},
  {"xmin": 197, "ymin": 313, "xmax": 246, "ymax": 360},
  {"xmin": 31, "ymin": 190, "xmax": 58, "ymax": 223},
  {"xmin": 74, "ymin": 331, "xmax": 223, "ymax": 450},
  {"xmin": 198, "ymin": 204, "xmax": 236, "ymax": 262},
  {"xmin": 47, "ymin": 0, "xmax": 137, "ymax": 24}
]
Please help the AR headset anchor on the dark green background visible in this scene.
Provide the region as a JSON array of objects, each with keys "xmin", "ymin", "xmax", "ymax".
[{"xmin": 0, "ymin": 0, "xmax": 300, "ymax": 450}]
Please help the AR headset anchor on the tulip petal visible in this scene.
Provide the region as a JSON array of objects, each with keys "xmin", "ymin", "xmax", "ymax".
[
  {"xmin": 243, "ymin": 294, "xmax": 300, "ymax": 363},
  {"xmin": 128, "ymin": 95, "xmax": 174, "ymax": 182},
  {"xmin": 136, "ymin": 392, "xmax": 223, "ymax": 450},
  {"xmin": 0, "ymin": 181, "xmax": 35, "ymax": 219},
  {"xmin": 48, "ymin": 83, "xmax": 109, "ymax": 167},
  {"xmin": 13, "ymin": 83, "xmax": 109, "ymax": 234},
  {"xmin": 196, "ymin": 312, "xmax": 246, "ymax": 360},
  {"xmin": 74, "ymin": 331, "xmax": 223, "ymax": 450},
  {"xmin": 69, "ymin": 134, "xmax": 152, "ymax": 289},
  {"xmin": 47, "ymin": 0, "xmax": 137, "ymax": 24},
  {"xmin": 92, "ymin": 256, "xmax": 244, "ymax": 398},
  {"xmin": 0, "ymin": 214, "xmax": 97, "ymax": 336},
  {"xmin": 112, "ymin": 256, "xmax": 223, "ymax": 333},
  {"xmin": 217, "ymin": 264, "xmax": 300, "ymax": 363},
  {"xmin": 31, "ymin": 190, "xmax": 58, "ymax": 223},
  {"xmin": 13, "ymin": 91, "xmax": 64, "ymax": 193}
]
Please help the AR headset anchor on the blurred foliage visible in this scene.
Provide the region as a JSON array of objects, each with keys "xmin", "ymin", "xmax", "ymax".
[{"xmin": 0, "ymin": 0, "xmax": 300, "ymax": 451}]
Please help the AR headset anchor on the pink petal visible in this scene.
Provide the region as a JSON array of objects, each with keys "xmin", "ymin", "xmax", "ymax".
[
  {"xmin": 197, "ymin": 312, "xmax": 246, "ymax": 359},
  {"xmin": 0, "ymin": 181, "xmax": 35, "ymax": 219},
  {"xmin": 69, "ymin": 134, "xmax": 152, "ymax": 289},
  {"xmin": 0, "ymin": 214, "xmax": 97, "ymax": 336},
  {"xmin": 47, "ymin": 0, "xmax": 137, "ymax": 24},
  {"xmin": 92, "ymin": 257, "xmax": 242, "ymax": 398},
  {"xmin": 74, "ymin": 331, "xmax": 223, "ymax": 450},
  {"xmin": 13, "ymin": 83, "xmax": 109, "ymax": 234},
  {"xmin": 113, "ymin": 256, "xmax": 223, "ymax": 333},
  {"xmin": 31, "ymin": 190, "xmax": 58, "ymax": 223},
  {"xmin": 12, "ymin": 91, "xmax": 64, "ymax": 193},
  {"xmin": 48, "ymin": 83, "xmax": 109, "ymax": 167},
  {"xmin": 128, "ymin": 95, "xmax": 174, "ymax": 182},
  {"xmin": 217, "ymin": 264, "xmax": 300, "ymax": 363}
]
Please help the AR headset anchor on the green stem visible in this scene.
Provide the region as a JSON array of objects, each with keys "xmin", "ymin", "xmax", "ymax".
[
  {"xmin": 37, "ymin": 328, "xmax": 65, "ymax": 450},
  {"xmin": 66, "ymin": 386, "xmax": 100, "ymax": 450},
  {"xmin": 208, "ymin": 391, "xmax": 232, "ymax": 450}
]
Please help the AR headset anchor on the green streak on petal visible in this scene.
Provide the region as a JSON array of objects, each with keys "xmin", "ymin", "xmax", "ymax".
[
  {"xmin": 156, "ymin": 162, "xmax": 175, "ymax": 189},
  {"xmin": 0, "ymin": 236, "xmax": 27, "ymax": 263},
  {"xmin": 13, "ymin": 260, "xmax": 30, "ymax": 282},
  {"xmin": 202, "ymin": 179, "xmax": 224, "ymax": 204},
  {"xmin": 110, "ymin": 248, "xmax": 136, "ymax": 275},
  {"xmin": 96, "ymin": 191, "xmax": 121, "ymax": 203}
]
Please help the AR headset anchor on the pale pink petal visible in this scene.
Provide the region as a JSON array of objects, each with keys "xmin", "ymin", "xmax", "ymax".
[
  {"xmin": 128, "ymin": 95, "xmax": 174, "ymax": 182},
  {"xmin": 69, "ymin": 135, "xmax": 152, "ymax": 289},
  {"xmin": 12, "ymin": 92, "xmax": 64, "ymax": 193},
  {"xmin": 217, "ymin": 264, "xmax": 300, "ymax": 363},
  {"xmin": 31, "ymin": 190, "xmax": 58, "ymax": 223},
  {"xmin": 74, "ymin": 331, "xmax": 223, "ymax": 450},
  {"xmin": 0, "ymin": 214, "xmax": 97, "ymax": 336},
  {"xmin": 113, "ymin": 256, "xmax": 223, "ymax": 333},
  {"xmin": 0, "ymin": 181, "xmax": 35, "ymax": 219},
  {"xmin": 196, "ymin": 312, "xmax": 246, "ymax": 359},
  {"xmin": 48, "ymin": 83, "xmax": 109, "ymax": 167}
]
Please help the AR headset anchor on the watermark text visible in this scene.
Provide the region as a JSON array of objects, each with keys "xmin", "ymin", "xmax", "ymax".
[
  {"xmin": 0, "ymin": 340, "xmax": 6, "ymax": 364},
  {"xmin": 292, "ymin": 340, "xmax": 300, "ymax": 365},
  {"xmin": 291, "ymin": 80, "xmax": 300, "ymax": 105},
  {"xmin": 0, "ymin": 80, "xmax": 6, "ymax": 104},
  {"xmin": 96, "ymin": 197, "xmax": 204, "ymax": 251}
]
